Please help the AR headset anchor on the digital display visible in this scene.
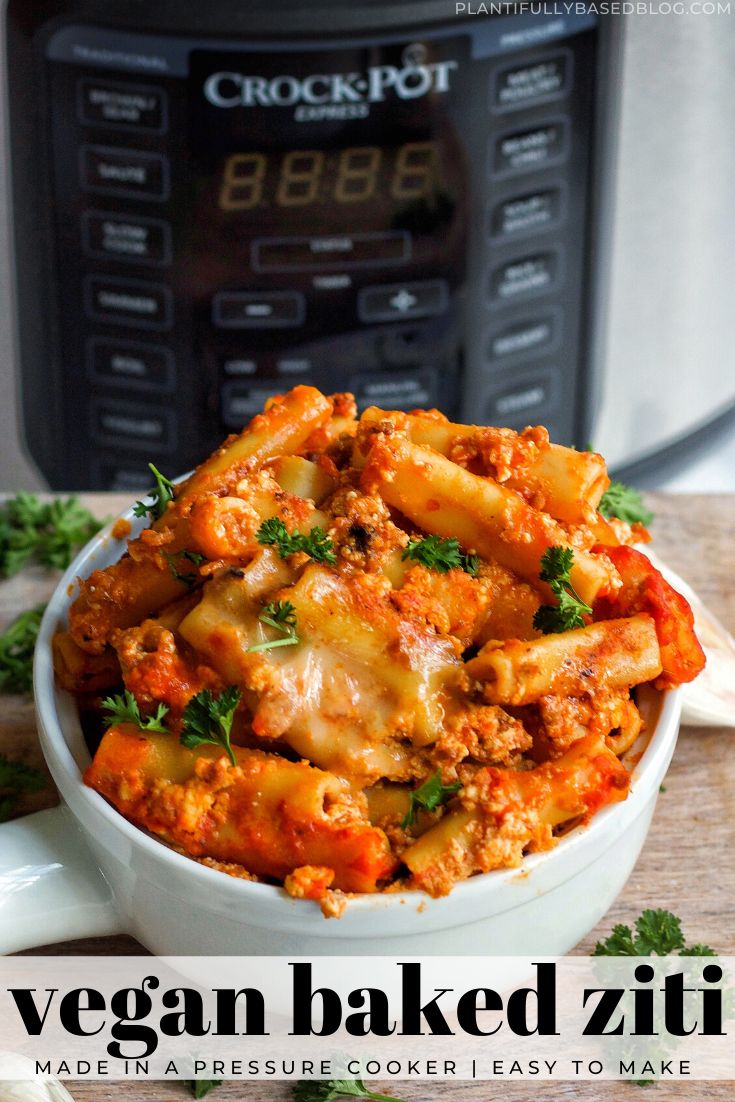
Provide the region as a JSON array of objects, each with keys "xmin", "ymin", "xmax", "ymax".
[{"xmin": 218, "ymin": 142, "xmax": 439, "ymax": 210}]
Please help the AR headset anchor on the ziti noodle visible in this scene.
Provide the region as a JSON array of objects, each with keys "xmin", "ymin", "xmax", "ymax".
[{"xmin": 56, "ymin": 386, "xmax": 705, "ymax": 915}]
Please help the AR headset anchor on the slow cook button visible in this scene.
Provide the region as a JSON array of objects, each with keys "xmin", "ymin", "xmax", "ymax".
[
  {"xmin": 351, "ymin": 371, "xmax": 437, "ymax": 411},
  {"xmin": 212, "ymin": 291, "xmax": 305, "ymax": 329},
  {"xmin": 488, "ymin": 312, "xmax": 560, "ymax": 361},
  {"xmin": 491, "ymin": 189, "xmax": 562, "ymax": 239},
  {"xmin": 80, "ymin": 145, "xmax": 170, "ymax": 200},
  {"xmin": 84, "ymin": 275, "xmax": 173, "ymax": 329},
  {"xmin": 82, "ymin": 212, "xmax": 172, "ymax": 266},
  {"xmin": 86, "ymin": 338, "xmax": 174, "ymax": 391},
  {"xmin": 490, "ymin": 252, "xmax": 561, "ymax": 304},
  {"xmin": 485, "ymin": 371, "xmax": 559, "ymax": 425},
  {"xmin": 90, "ymin": 400, "xmax": 176, "ymax": 452},
  {"xmin": 78, "ymin": 78, "xmax": 168, "ymax": 132},
  {"xmin": 492, "ymin": 121, "xmax": 567, "ymax": 175},
  {"xmin": 357, "ymin": 280, "xmax": 449, "ymax": 323},
  {"xmin": 221, "ymin": 383, "xmax": 285, "ymax": 427},
  {"xmin": 493, "ymin": 53, "xmax": 570, "ymax": 111}
]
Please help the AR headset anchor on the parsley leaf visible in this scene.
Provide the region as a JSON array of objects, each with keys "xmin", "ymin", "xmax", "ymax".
[
  {"xmin": 0, "ymin": 494, "xmax": 104, "ymax": 577},
  {"xmin": 293, "ymin": 1079, "xmax": 405, "ymax": 1102},
  {"xmin": 402, "ymin": 535, "xmax": 479, "ymax": 576},
  {"xmin": 401, "ymin": 770, "xmax": 462, "ymax": 829},
  {"xmin": 249, "ymin": 600, "xmax": 300, "ymax": 654},
  {"xmin": 166, "ymin": 550, "xmax": 206, "ymax": 587},
  {"xmin": 256, "ymin": 518, "xmax": 337, "ymax": 565},
  {"xmin": 0, "ymin": 752, "xmax": 46, "ymax": 823},
  {"xmin": 133, "ymin": 464, "xmax": 176, "ymax": 522},
  {"xmin": 533, "ymin": 546, "xmax": 593, "ymax": 634},
  {"xmin": 593, "ymin": 909, "xmax": 715, "ymax": 957},
  {"xmin": 101, "ymin": 690, "xmax": 169, "ymax": 734},
  {"xmin": 180, "ymin": 687, "xmax": 242, "ymax": 766},
  {"xmin": 0, "ymin": 753, "xmax": 46, "ymax": 794},
  {"xmin": 185, "ymin": 1081, "xmax": 222, "ymax": 1099},
  {"xmin": 598, "ymin": 480, "xmax": 653, "ymax": 526},
  {"xmin": 0, "ymin": 605, "xmax": 45, "ymax": 693}
]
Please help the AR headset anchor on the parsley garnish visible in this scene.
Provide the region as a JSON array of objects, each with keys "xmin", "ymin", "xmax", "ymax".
[
  {"xmin": 594, "ymin": 909, "xmax": 715, "ymax": 957},
  {"xmin": 133, "ymin": 463, "xmax": 176, "ymax": 522},
  {"xmin": 0, "ymin": 752, "xmax": 46, "ymax": 823},
  {"xmin": 180, "ymin": 687, "xmax": 241, "ymax": 766},
  {"xmin": 249, "ymin": 600, "xmax": 300, "ymax": 654},
  {"xmin": 293, "ymin": 1079, "xmax": 405, "ymax": 1102},
  {"xmin": 185, "ymin": 1081, "xmax": 222, "ymax": 1099},
  {"xmin": 402, "ymin": 535, "xmax": 479, "ymax": 577},
  {"xmin": 0, "ymin": 494, "xmax": 103, "ymax": 577},
  {"xmin": 166, "ymin": 549, "xmax": 206, "ymax": 587},
  {"xmin": 256, "ymin": 518, "xmax": 337, "ymax": 564},
  {"xmin": 101, "ymin": 690, "xmax": 169, "ymax": 734},
  {"xmin": 401, "ymin": 770, "xmax": 462, "ymax": 829},
  {"xmin": 0, "ymin": 605, "xmax": 45, "ymax": 693},
  {"xmin": 533, "ymin": 546, "xmax": 593, "ymax": 634},
  {"xmin": 598, "ymin": 480, "xmax": 653, "ymax": 526}
]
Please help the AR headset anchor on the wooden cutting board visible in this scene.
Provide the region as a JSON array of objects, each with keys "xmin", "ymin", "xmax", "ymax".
[{"xmin": 1, "ymin": 491, "xmax": 734, "ymax": 1102}]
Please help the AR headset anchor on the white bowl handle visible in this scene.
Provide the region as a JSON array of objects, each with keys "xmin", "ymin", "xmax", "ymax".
[{"xmin": 0, "ymin": 806, "xmax": 122, "ymax": 953}]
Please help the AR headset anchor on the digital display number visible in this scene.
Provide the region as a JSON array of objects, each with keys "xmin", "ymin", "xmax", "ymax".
[{"xmin": 218, "ymin": 142, "xmax": 438, "ymax": 211}]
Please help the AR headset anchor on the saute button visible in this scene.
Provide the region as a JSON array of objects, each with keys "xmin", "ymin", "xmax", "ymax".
[
  {"xmin": 490, "ymin": 252, "xmax": 561, "ymax": 304},
  {"xmin": 491, "ymin": 189, "xmax": 562, "ymax": 239},
  {"xmin": 90, "ymin": 400, "xmax": 176, "ymax": 452},
  {"xmin": 78, "ymin": 79, "xmax": 168, "ymax": 132},
  {"xmin": 86, "ymin": 338, "xmax": 174, "ymax": 391},
  {"xmin": 82, "ymin": 212, "xmax": 171, "ymax": 266},
  {"xmin": 80, "ymin": 145, "xmax": 170, "ymax": 200},
  {"xmin": 484, "ymin": 370, "xmax": 560, "ymax": 424},
  {"xmin": 212, "ymin": 292, "xmax": 305, "ymax": 329},
  {"xmin": 84, "ymin": 275, "xmax": 172, "ymax": 329},
  {"xmin": 357, "ymin": 280, "xmax": 449, "ymax": 323},
  {"xmin": 493, "ymin": 54, "xmax": 570, "ymax": 111},
  {"xmin": 492, "ymin": 121, "xmax": 567, "ymax": 175},
  {"xmin": 351, "ymin": 372, "xmax": 437, "ymax": 411}
]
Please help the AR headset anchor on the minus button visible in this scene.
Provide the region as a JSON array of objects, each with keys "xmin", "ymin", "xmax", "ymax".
[{"xmin": 212, "ymin": 291, "xmax": 305, "ymax": 329}]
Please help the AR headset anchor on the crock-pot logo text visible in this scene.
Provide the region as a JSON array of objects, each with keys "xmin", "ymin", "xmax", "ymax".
[{"xmin": 203, "ymin": 45, "xmax": 458, "ymax": 121}]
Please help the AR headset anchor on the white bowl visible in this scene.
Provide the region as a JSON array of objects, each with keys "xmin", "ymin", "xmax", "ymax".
[{"xmin": 0, "ymin": 501, "xmax": 681, "ymax": 955}]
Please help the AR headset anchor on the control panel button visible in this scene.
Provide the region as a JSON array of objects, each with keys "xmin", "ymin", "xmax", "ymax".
[
  {"xmin": 84, "ymin": 275, "xmax": 173, "ymax": 329},
  {"xmin": 212, "ymin": 291, "xmax": 305, "ymax": 329},
  {"xmin": 277, "ymin": 357, "xmax": 312, "ymax": 376},
  {"xmin": 485, "ymin": 370, "xmax": 560, "ymax": 425},
  {"xmin": 77, "ymin": 79, "xmax": 168, "ymax": 132},
  {"xmin": 221, "ymin": 383, "xmax": 285, "ymax": 427},
  {"xmin": 87, "ymin": 338, "xmax": 174, "ymax": 391},
  {"xmin": 222, "ymin": 358, "xmax": 258, "ymax": 377},
  {"xmin": 82, "ymin": 212, "xmax": 171, "ymax": 266},
  {"xmin": 80, "ymin": 145, "xmax": 170, "ymax": 200},
  {"xmin": 357, "ymin": 280, "xmax": 449, "ymax": 323},
  {"xmin": 491, "ymin": 189, "xmax": 562, "ymax": 239},
  {"xmin": 350, "ymin": 371, "xmax": 437, "ymax": 411},
  {"xmin": 90, "ymin": 399, "xmax": 176, "ymax": 452},
  {"xmin": 490, "ymin": 252, "xmax": 561, "ymax": 304},
  {"xmin": 488, "ymin": 312, "xmax": 561, "ymax": 362},
  {"xmin": 94, "ymin": 459, "xmax": 160, "ymax": 492},
  {"xmin": 253, "ymin": 232, "xmax": 410, "ymax": 272},
  {"xmin": 492, "ymin": 121, "xmax": 567, "ymax": 175},
  {"xmin": 493, "ymin": 54, "xmax": 571, "ymax": 111}
]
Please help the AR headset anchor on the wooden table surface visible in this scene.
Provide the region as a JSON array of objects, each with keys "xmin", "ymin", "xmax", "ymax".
[{"xmin": 1, "ymin": 492, "xmax": 734, "ymax": 1102}]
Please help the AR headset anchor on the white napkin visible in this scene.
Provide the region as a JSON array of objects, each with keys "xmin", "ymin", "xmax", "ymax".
[
  {"xmin": 0, "ymin": 1055, "xmax": 74, "ymax": 1102},
  {"xmin": 645, "ymin": 549, "xmax": 735, "ymax": 728}
]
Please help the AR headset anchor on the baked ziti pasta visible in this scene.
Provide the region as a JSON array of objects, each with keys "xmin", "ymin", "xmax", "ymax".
[{"xmin": 56, "ymin": 386, "xmax": 705, "ymax": 916}]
